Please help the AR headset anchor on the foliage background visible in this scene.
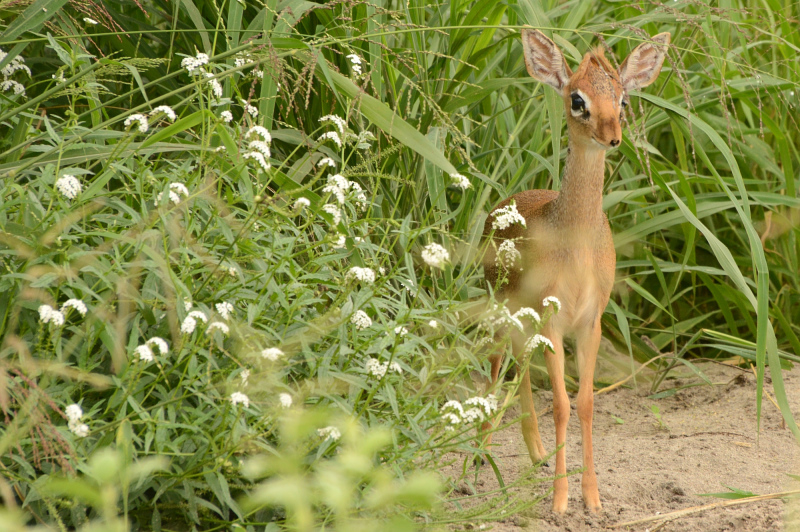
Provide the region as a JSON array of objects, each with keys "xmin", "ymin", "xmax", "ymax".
[{"xmin": 1, "ymin": 0, "xmax": 799, "ymax": 529}]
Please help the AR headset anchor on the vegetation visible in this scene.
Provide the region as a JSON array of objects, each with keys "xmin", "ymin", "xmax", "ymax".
[{"xmin": 0, "ymin": 0, "xmax": 798, "ymax": 529}]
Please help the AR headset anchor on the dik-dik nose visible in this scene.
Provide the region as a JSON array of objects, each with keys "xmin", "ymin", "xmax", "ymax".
[{"xmin": 609, "ymin": 138, "xmax": 620, "ymax": 147}]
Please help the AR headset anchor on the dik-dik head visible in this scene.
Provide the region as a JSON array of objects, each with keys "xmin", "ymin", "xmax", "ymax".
[{"xmin": 521, "ymin": 30, "xmax": 670, "ymax": 150}]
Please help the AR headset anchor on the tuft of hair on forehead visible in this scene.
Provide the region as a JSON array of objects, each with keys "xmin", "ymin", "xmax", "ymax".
[{"xmin": 587, "ymin": 46, "xmax": 619, "ymax": 79}]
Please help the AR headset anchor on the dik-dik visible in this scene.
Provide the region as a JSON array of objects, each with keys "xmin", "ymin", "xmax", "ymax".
[{"xmin": 483, "ymin": 30, "xmax": 670, "ymax": 513}]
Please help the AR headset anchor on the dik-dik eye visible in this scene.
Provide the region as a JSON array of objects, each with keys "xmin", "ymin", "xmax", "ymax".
[{"xmin": 571, "ymin": 93, "xmax": 585, "ymax": 112}]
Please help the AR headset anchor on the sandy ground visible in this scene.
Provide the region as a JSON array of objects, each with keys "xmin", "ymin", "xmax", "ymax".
[{"xmin": 443, "ymin": 360, "xmax": 800, "ymax": 531}]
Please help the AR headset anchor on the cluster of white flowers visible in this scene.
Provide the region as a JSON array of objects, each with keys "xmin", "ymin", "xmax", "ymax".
[
  {"xmin": 346, "ymin": 266, "xmax": 376, "ymax": 284},
  {"xmin": 181, "ymin": 52, "xmax": 209, "ymax": 74},
  {"xmin": 230, "ymin": 391, "xmax": 250, "ymax": 408},
  {"xmin": 514, "ymin": 307, "xmax": 541, "ymax": 324},
  {"xmin": 318, "ymin": 131, "xmax": 342, "ymax": 148},
  {"xmin": 220, "ymin": 110, "xmax": 233, "ymax": 123},
  {"xmin": 55, "ymin": 175, "xmax": 82, "ymax": 200},
  {"xmin": 294, "ymin": 197, "xmax": 311, "ymax": 211},
  {"xmin": 394, "ymin": 326, "xmax": 409, "ymax": 336},
  {"xmin": 320, "ymin": 115, "xmax": 346, "ymax": 134},
  {"xmin": 234, "ymin": 54, "xmax": 263, "ymax": 78},
  {"xmin": 366, "ymin": 357, "xmax": 402, "ymax": 379},
  {"xmin": 322, "ymin": 174, "xmax": 350, "ymax": 204},
  {"xmin": 241, "ymin": 98, "xmax": 258, "ymax": 118},
  {"xmin": 323, "ymin": 204, "xmax": 342, "ymax": 225},
  {"xmin": 441, "ymin": 395, "xmax": 498, "ymax": 431},
  {"xmin": 65, "ymin": 403, "xmax": 90, "ymax": 437},
  {"xmin": 123, "ymin": 113, "xmax": 149, "ymax": 133},
  {"xmin": 38, "ymin": 305, "xmax": 65, "ymax": 326},
  {"xmin": 181, "ymin": 310, "xmax": 208, "ymax": 334},
  {"xmin": 184, "ymin": 298, "xmax": 193, "ymax": 312},
  {"xmin": 450, "ymin": 173, "xmax": 471, "ymax": 190},
  {"xmin": 543, "ymin": 296, "xmax": 561, "ymax": 312},
  {"xmin": 242, "ymin": 126, "xmax": 272, "ymax": 172},
  {"xmin": 240, "ymin": 369, "xmax": 250, "ymax": 385},
  {"xmin": 318, "ymin": 157, "xmax": 336, "ymax": 168},
  {"xmin": 216, "ymin": 301, "xmax": 234, "ymax": 320},
  {"xmin": 351, "ymin": 310, "xmax": 372, "ymax": 330},
  {"xmin": 347, "ymin": 54, "xmax": 363, "ymax": 76},
  {"xmin": 484, "ymin": 304, "xmax": 539, "ymax": 331},
  {"xmin": 0, "ymin": 48, "xmax": 30, "ymax": 96},
  {"xmin": 261, "ymin": 347, "xmax": 285, "ymax": 361},
  {"xmin": 497, "ymin": 239, "xmax": 522, "ymax": 270},
  {"xmin": 207, "ymin": 321, "xmax": 230, "ymax": 335},
  {"xmin": 157, "ymin": 182, "xmax": 190, "ymax": 205},
  {"xmin": 318, "ymin": 426, "xmax": 341, "ymax": 441},
  {"xmin": 332, "ymin": 234, "xmax": 347, "ymax": 249},
  {"xmin": 429, "ymin": 319, "xmax": 439, "ymax": 329},
  {"xmin": 279, "ymin": 393, "xmax": 292, "ymax": 408},
  {"xmin": 150, "ymin": 105, "xmax": 177, "ymax": 122},
  {"xmin": 62, "ymin": 299, "xmax": 88, "ymax": 316},
  {"xmin": 491, "ymin": 202, "xmax": 527, "ymax": 231},
  {"xmin": 525, "ymin": 334, "xmax": 555, "ymax": 354},
  {"xmin": 204, "ymin": 71, "xmax": 223, "ymax": 98},
  {"xmin": 133, "ymin": 337, "xmax": 168, "ymax": 363},
  {"xmin": 421, "ymin": 243, "xmax": 450, "ymax": 269}
]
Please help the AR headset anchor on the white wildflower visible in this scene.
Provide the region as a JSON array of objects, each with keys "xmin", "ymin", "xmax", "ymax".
[
  {"xmin": 61, "ymin": 299, "xmax": 87, "ymax": 316},
  {"xmin": 442, "ymin": 412, "xmax": 461, "ymax": 431},
  {"xmin": 320, "ymin": 115, "xmax": 346, "ymax": 134},
  {"xmin": 0, "ymin": 80, "xmax": 25, "ymax": 95},
  {"xmin": 294, "ymin": 197, "xmax": 311, "ymax": 211},
  {"xmin": 180, "ymin": 311, "xmax": 207, "ymax": 334},
  {"xmin": 0, "ymin": 49, "xmax": 30, "ymax": 96},
  {"xmin": 146, "ymin": 337, "xmax": 169, "ymax": 355},
  {"xmin": 150, "ymin": 105, "xmax": 176, "ymax": 122},
  {"xmin": 349, "ymin": 181, "xmax": 368, "ymax": 208},
  {"xmin": 513, "ymin": 307, "xmax": 540, "ymax": 325},
  {"xmin": 134, "ymin": 344, "xmax": 154, "ymax": 363},
  {"xmin": 318, "ymin": 426, "xmax": 341, "ymax": 441},
  {"xmin": 450, "ymin": 173, "xmax": 471, "ymax": 190},
  {"xmin": 189, "ymin": 310, "xmax": 208, "ymax": 322},
  {"xmin": 347, "ymin": 54, "xmax": 363, "ymax": 75},
  {"xmin": 491, "ymin": 202, "xmax": 526, "ymax": 231},
  {"xmin": 220, "ymin": 110, "xmax": 233, "ymax": 123},
  {"xmin": 318, "ymin": 131, "xmax": 342, "ymax": 148},
  {"xmin": 351, "ymin": 310, "xmax": 372, "ymax": 330},
  {"xmin": 216, "ymin": 302, "xmax": 234, "ymax": 320},
  {"xmin": 331, "ymin": 234, "xmax": 347, "ymax": 249},
  {"xmin": 240, "ymin": 99, "xmax": 258, "ymax": 117},
  {"xmin": 240, "ymin": 369, "xmax": 250, "ymax": 385},
  {"xmin": 158, "ymin": 182, "xmax": 190, "ymax": 205},
  {"xmin": 261, "ymin": 347, "xmax": 285, "ymax": 361},
  {"xmin": 181, "ymin": 52, "xmax": 209, "ymax": 74},
  {"xmin": 83, "ymin": 17, "xmax": 98, "ymax": 24},
  {"xmin": 65, "ymin": 404, "xmax": 83, "ymax": 422},
  {"xmin": 323, "ymin": 173, "xmax": 350, "ymax": 204},
  {"xmin": 279, "ymin": 393, "xmax": 292, "ymax": 408},
  {"xmin": 394, "ymin": 326, "xmax": 408, "ymax": 337},
  {"xmin": 525, "ymin": 334, "xmax": 555, "ymax": 354},
  {"xmin": 428, "ymin": 320, "xmax": 439, "ymax": 329},
  {"xmin": 543, "ymin": 296, "xmax": 562, "ymax": 312},
  {"xmin": 389, "ymin": 361, "xmax": 402, "ymax": 374},
  {"xmin": 246, "ymin": 126, "xmax": 272, "ymax": 143},
  {"xmin": 123, "ymin": 113, "xmax": 149, "ymax": 133},
  {"xmin": 230, "ymin": 392, "xmax": 250, "ymax": 408},
  {"xmin": 71, "ymin": 422, "xmax": 89, "ymax": 438},
  {"xmin": 366, "ymin": 357, "xmax": 388, "ymax": 379},
  {"xmin": 184, "ymin": 298, "xmax": 193, "ymax": 312},
  {"xmin": 346, "ymin": 266, "xmax": 376, "ymax": 284},
  {"xmin": 204, "ymin": 72, "xmax": 223, "ymax": 99},
  {"xmin": 207, "ymin": 321, "xmax": 230, "ymax": 335},
  {"xmin": 421, "ymin": 243, "xmax": 449, "ymax": 269},
  {"xmin": 323, "ymin": 204, "xmax": 342, "ymax": 225},
  {"xmin": 244, "ymin": 151, "xmax": 271, "ymax": 172},
  {"xmin": 55, "ymin": 175, "xmax": 82, "ymax": 200},
  {"xmin": 318, "ymin": 157, "xmax": 336, "ymax": 168},
  {"xmin": 465, "ymin": 394, "xmax": 498, "ymax": 417},
  {"xmin": 497, "ymin": 239, "xmax": 522, "ymax": 269},
  {"xmin": 38, "ymin": 305, "xmax": 65, "ymax": 326}
]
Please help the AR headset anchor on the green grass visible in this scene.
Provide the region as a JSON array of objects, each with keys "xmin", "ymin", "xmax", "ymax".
[{"xmin": 1, "ymin": 0, "xmax": 799, "ymax": 529}]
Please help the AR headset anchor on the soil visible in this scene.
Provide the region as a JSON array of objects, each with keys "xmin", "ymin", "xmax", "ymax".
[{"xmin": 444, "ymin": 355, "xmax": 800, "ymax": 531}]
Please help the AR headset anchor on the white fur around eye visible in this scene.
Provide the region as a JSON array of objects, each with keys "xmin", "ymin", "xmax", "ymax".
[{"xmin": 570, "ymin": 89, "xmax": 591, "ymax": 117}]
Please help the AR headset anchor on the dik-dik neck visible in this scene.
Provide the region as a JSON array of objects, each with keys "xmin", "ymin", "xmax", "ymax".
[{"xmin": 552, "ymin": 135, "xmax": 607, "ymax": 227}]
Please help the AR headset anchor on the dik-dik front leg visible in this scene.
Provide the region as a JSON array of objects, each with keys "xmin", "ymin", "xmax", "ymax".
[
  {"xmin": 541, "ymin": 328, "xmax": 569, "ymax": 514},
  {"xmin": 576, "ymin": 316, "xmax": 603, "ymax": 512}
]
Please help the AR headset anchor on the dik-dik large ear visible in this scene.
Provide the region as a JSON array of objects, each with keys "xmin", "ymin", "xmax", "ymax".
[
  {"xmin": 618, "ymin": 33, "xmax": 671, "ymax": 91},
  {"xmin": 521, "ymin": 29, "xmax": 572, "ymax": 91}
]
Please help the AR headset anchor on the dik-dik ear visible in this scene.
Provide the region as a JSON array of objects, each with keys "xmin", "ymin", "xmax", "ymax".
[
  {"xmin": 618, "ymin": 33, "xmax": 671, "ymax": 91},
  {"xmin": 521, "ymin": 29, "xmax": 572, "ymax": 91}
]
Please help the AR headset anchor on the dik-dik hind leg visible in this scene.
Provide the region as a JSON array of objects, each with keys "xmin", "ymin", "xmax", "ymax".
[
  {"xmin": 542, "ymin": 331, "xmax": 569, "ymax": 514},
  {"xmin": 576, "ymin": 318, "xmax": 603, "ymax": 512}
]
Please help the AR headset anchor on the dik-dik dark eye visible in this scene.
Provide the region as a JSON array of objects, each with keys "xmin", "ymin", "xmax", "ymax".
[{"xmin": 571, "ymin": 93, "xmax": 585, "ymax": 113}]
